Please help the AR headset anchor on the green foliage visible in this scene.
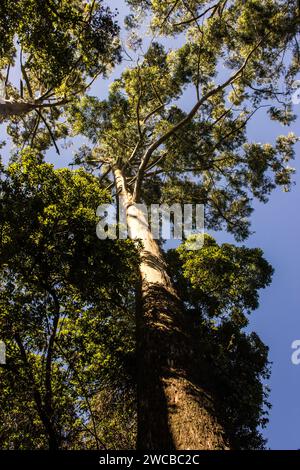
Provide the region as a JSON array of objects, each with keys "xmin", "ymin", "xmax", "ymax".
[
  {"xmin": 175, "ymin": 234, "xmax": 273, "ymax": 326},
  {"xmin": 88, "ymin": 386, "xmax": 137, "ymax": 450},
  {"xmin": 0, "ymin": 0, "xmax": 120, "ymax": 85},
  {"xmin": 0, "ymin": 1, "xmax": 121, "ymax": 156},
  {"xmin": 1, "ymin": 0, "xmax": 299, "ymax": 450},
  {"xmin": 165, "ymin": 235, "xmax": 273, "ymax": 449},
  {"xmin": 0, "ymin": 151, "xmax": 138, "ymax": 449},
  {"xmin": 67, "ymin": 0, "xmax": 299, "ymax": 239}
]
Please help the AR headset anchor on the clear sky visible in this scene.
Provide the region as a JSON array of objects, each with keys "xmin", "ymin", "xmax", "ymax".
[
  {"xmin": 1, "ymin": 0, "xmax": 299, "ymax": 450},
  {"xmin": 217, "ymin": 111, "xmax": 300, "ymax": 450},
  {"xmin": 238, "ymin": 114, "xmax": 300, "ymax": 450}
]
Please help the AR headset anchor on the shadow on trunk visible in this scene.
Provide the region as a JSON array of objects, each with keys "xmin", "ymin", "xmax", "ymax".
[{"xmin": 136, "ymin": 274, "xmax": 229, "ymax": 450}]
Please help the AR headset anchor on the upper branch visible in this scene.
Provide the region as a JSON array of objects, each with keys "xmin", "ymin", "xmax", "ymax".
[{"xmin": 132, "ymin": 38, "xmax": 264, "ymax": 201}]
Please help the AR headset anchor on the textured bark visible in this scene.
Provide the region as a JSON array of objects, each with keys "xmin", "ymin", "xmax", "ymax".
[
  {"xmin": 136, "ymin": 283, "xmax": 229, "ymax": 450},
  {"xmin": 114, "ymin": 167, "xmax": 229, "ymax": 450}
]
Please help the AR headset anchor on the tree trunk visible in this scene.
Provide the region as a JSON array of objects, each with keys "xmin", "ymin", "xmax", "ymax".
[
  {"xmin": 114, "ymin": 167, "xmax": 229, "ymax": 450},
  {"xmin": 14, "ymin": 333, "xmax": 60, "ymax": 450}
]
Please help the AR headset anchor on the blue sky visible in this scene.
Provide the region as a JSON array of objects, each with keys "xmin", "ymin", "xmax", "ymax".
[
  {"xmin": 216, "ymin": 111, "xmax": 300, "ymax": 450},
  {"xmin": 1, "ymin": 0, "xmax": 299, "ymax": 450},
  {"xmin": 238, "ymin": 113, "xmax": 300, "ymax": 450}
]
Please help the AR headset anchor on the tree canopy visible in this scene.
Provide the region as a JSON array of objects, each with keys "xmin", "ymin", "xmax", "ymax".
[
  {"xmin": 0, "ymin": 0, "xmax": 120, "ymax": 124},
  {"xmin": 67, "ymin": 0, "xmax": 299, "ymax": 239},
  {"xmin": 0, "ymin": 151, "xmax": 138, "ymax": 449},
  {"xmin": 0, "ymin": 0, "xmax": 299, "ymax": 451}
]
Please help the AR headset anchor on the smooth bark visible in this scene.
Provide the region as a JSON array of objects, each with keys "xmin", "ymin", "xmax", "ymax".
[{"xmin": 0, "ymin": 98, "xmax": 67, "ymax": 118}]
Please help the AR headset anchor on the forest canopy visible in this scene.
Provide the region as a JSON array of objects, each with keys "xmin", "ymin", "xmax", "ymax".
[{"xmin": 0, "ymin": 0, "xmax": 299, "ymax": 451}]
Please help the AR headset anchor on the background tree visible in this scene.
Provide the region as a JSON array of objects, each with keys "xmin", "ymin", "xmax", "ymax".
[
  {"xmin": 166, "ymin": 235, "xmax": 273, "ymax": 449},
  {"xmin": 64, "ymin": 0, "xmax": 299, "ymax": 449},
  {"xmin": 0, "ymin": 150, "xmax": 138, "ymax": 449},
  {"xmin": 0, "ymin": 0, "xmax": 120, "ymax": 153}
]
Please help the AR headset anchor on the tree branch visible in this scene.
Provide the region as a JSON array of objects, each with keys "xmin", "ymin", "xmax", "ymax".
[
  {"xmin": 133, "ymin": 38, "xmax": 265, "ymax": 201},
  {"xmin": 44, "ymin": 287, "xmax": 60, "ymax": 428},
  {"xmin": 14, "ymin": 332, "xmax": 59, "ymax": 449}
]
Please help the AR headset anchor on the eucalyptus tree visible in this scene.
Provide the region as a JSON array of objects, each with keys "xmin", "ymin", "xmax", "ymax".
[
  {"xmin": 65, "ymin": 0, "xmax": 300, "ymax": 449},
  {"xmin": 0, "ymin": 151, "xmax": 273, "ymax": 449},
  {"xmin": 1, "ymin": 0, "xmax": 299, "ymax": 451}
]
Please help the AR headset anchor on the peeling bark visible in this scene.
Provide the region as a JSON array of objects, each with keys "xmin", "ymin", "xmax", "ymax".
[{"xmin": 114, "ymin": 167, "xmax": 229, "ymax": 450}]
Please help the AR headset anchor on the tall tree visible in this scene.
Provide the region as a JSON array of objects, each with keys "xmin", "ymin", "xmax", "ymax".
[
  {"xmin": 65, "ymin": 0, "xmax": 299, "ymax": 449},
  {"xmin": 0, "ymin": 0, "xmax": 299, "ymax": 450}
]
